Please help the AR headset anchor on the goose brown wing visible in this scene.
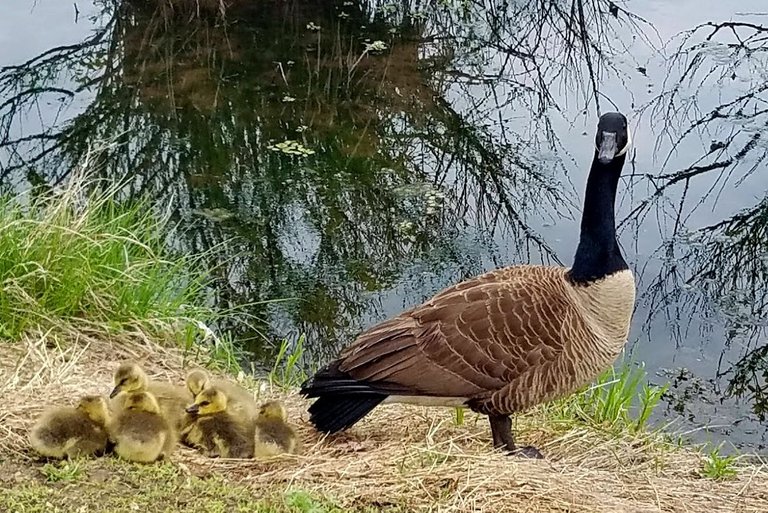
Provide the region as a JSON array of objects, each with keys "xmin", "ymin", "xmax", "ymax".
[{"xmin": 337, "ymin": 267, "xmax": 575, "ymax": 397}]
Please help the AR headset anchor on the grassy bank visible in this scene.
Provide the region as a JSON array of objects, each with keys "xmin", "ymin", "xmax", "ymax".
[
  {"xmin": 1, "ymin": 181, "xmax": 766, "ymax": 512},
  {"xmin": 0, "ymin": 178, "xmax": 214, "ymax": 344}
]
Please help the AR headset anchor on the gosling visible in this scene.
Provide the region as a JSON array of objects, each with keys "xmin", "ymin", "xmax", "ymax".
[
  {"xmin": 182, "ymin": 386, "xmax": 254, "ymax": 458},
  {"xmin": 253, "ymin": 400, "xmax": 298, "ymax": 458},
  {"xmin": 186, "ymin": 369, "xmax": 258, "ymax": 424},
  {"xmin": 109, "ymin": 391, "xmax": 175, "ymax": 463},
  {"xmin": 110, "ymin": 362, "xmax": 192, "ymax": 430},
  {"xmin": 29, "ymin": 395, "xmax": 110, "ymax": 459}
]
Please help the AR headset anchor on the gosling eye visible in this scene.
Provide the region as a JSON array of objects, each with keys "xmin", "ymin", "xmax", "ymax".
[{"xmin": 199, "ymin": 401, "xmax": 210, "ymax": 407}]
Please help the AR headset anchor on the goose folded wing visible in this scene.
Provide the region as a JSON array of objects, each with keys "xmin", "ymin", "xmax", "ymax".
[{"xmin": 337, "ymin": 270, "xmax": 574, "ymax": 398}]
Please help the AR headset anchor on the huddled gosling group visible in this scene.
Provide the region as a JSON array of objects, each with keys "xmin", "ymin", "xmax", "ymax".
[{"xmin": 29, "ymin": 363, "xmax": 298, "ymax": 463}]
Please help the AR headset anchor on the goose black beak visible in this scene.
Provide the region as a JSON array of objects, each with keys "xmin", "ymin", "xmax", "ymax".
[
  {"xmin": 109, "ymin": 386, "xmax": 121, "ymax": 399},
  {"xmin": 185, "ymin": 404, "xmax": 199, "ymax": 415},
  {"xmin": 597, "ymin": 132, "xmax": 618, "ymax": 164}
]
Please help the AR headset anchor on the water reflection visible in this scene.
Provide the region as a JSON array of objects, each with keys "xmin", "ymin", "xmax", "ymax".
[
  {"xmin": 1, "ymin": 0, "xmax": 605, "ymax": 354},
  {"xmin": 1, "ymin": 1, "xmax": 767, "ymax": 446},
  {"xmin": 631, "ymin": 20, "xmax": 768, "ymax": 437}
]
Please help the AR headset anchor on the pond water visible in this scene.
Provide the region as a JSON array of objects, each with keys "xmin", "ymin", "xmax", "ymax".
[{"xmin": 2, "ymin": 0, "xmax": 767, "ymax": 450}]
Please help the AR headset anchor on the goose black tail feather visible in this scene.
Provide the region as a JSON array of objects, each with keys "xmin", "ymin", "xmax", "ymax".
[
  {"xmin": 307, "ymin": 395, "xmax": 386, "ymax": 433},
  {"xmin": 300, "ymin": 362, "xmax": 393, "ymax": 433}
]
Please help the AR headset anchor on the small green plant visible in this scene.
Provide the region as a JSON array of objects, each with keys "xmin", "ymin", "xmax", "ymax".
[
  {"xmin": 269, "ymin": 334, "xmax": 308, "ymax": 389},
  {"xmin": 547, "ymin": 361, "xmax": 667, "ymax": 433},
  {"xmin": 453, "ymin": 407, "xmax": 465, "ymax": 426},
  {"xmin": 701, "ymin": 445, "xmax": 738, "ymax": 480},
  {"xmin": 283, "ymin": 490, "xmax": 343, "ymax": 513},
  {"xmin": 183, "ymin": 327, "xmax": 245, "ymax": 375},
  {"xmin": 40, "ymin": 460, "xmax": 85, "ymax": 482}
]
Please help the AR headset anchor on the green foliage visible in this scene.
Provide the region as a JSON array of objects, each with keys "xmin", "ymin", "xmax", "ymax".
[
  {"xmin": 269, "ymin": 334, "xmax": 309, "ymax": 389},
  {"xmin": 701, "ymin": 445, "xmax": 738, "ymax": 480},
  {"xmin": 183, "ymin": 329, "xmax": 246, "ymax": 376},
  {"xmin": 453, "ymin": 407, "xmax": 465, "ymax": 426},
  {"xmin": 5, "ymin": 459, "xmax": 381, "ymax": 512},
  {"xmin": 0, "ymin": 180, "xmax": 214, "ymax": 342},
  {"xmin": 39, "ymin": 461, "xmax": 85, "ymax": 483},
  {"xmin": 548, "ymin": 361, "xmax": 668, "ymax": 433},
  {"xmin": 283, "ymin": 490, "xmax": 346, "ymax": 513}
]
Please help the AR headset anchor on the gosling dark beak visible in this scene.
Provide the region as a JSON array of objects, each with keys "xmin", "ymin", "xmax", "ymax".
[
  {"xmin": 109, "ymin": 386, "xmax": 121, "ymax": 399},
  {"xmin": 186, "ymin": 404, "xmax": 199, "ymax": 415},
  {"xmin": 597, "ymin": 132, "xmax": 618, "ymax": 164}
]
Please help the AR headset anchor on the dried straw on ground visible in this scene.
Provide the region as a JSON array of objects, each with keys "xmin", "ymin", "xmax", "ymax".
[{"xmin": 2, "ymin": 332, "xmax": 767, "ymax": 513}]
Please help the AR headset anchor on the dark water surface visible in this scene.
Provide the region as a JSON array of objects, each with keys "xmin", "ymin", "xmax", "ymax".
[{"xmin": 2, "ymin": 0, "xmax": 767, "ymax": 450}]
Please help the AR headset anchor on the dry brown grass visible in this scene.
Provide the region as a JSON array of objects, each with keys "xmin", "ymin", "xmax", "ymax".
[{"xmin": 2, "ymin": 334, "xmax": 768, "ymax": 513}]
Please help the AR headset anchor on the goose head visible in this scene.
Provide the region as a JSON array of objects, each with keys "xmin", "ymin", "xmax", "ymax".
[
  {"xmin": 257, "ymin": 400, "xmax": 288, "ymax": 422},
  {"xmin": 186, "ymin": 387, "xmax": 227, "ymax": 416},
  {"xmin": 185, "ymin": 369, "xmax": 210, "ymax": 397},
  {"xmin": 110, "ymin": 362, "xmax": 148, "ymax": 398},
  {"xmin": 77, "ymin": 395, "xmax": 110, "ymax": 425},
  {"xmin": 595, "ymin": 112, "xmax": 631, "ymax": 165},
  {"xmin": 121, "ymin": 391, "xmax": 161, "ymax": 414}
]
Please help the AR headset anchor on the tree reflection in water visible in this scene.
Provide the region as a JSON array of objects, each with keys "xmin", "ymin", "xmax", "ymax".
[
  {"xmin": 632, "ymin": 20, "xmax": 768, "ymax": 430},
  {"xmin": 0, "ymin": 1, "xmax": 624, "ymax": 357}
]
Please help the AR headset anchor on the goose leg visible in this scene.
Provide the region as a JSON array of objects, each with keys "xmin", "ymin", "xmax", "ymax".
[{"xmin": 488, "ymin": 414, "xmax": 544, "ymax": 459}]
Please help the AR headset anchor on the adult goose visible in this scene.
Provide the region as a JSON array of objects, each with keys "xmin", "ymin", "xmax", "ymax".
[{"xmin": 300, "ymin": 112, "xmax": 634, "ymax": 458}]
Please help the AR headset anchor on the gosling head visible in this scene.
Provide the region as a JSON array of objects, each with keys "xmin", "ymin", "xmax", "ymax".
[
  {"xmin": 257, "ymin": 400, "xmax": 287, "ymax": 422},
  {"xmin": 595, "ymin": 112, "xmax": 631, "ymax": 165},
  {"xmin": 121, "ymin": 391, "xmax": 161, "ymax": 414},
  {"xmin": 110, "ymin": 362, "xmax": 148, "ymax": 399},
  {"xmin": 77, "ymin": 395, "xmax": 109, "ymax": 425},
  {"xmin": 185, "ymin": 387, "xmax": 227, "ymax": 416},
  {"xmin": 185, "ymin": 370, "xmax": 210, "ymax": 397}
]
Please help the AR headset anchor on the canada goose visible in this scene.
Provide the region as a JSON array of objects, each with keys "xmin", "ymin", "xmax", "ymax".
[
  {"xmin": 300, "ymin": 112, "xmax": 635, "ymax": 458},
  {"xmin": 110, "ymin": 362, "xmax": 192, "ymax": 430},
  {"xmin": 185, "ymin": 369, "xmax": 257, "ymax": 424},
  {"xmin": 29, "ymin": 395, "xmax": 110, "ymax": 459},
  {"xmin": 109, "ymin": 391, "xmax": 175, "ymax": 463},
  {"xmin": 182, "ymin": 386, "xmax": 254, "ymax": 458},
  {"xmin": 253, "ymin": 400, "xmax": 298, "ymax": 458}
]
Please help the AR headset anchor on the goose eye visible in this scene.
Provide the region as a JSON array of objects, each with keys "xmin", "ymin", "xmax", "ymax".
[{"xmin": 199, "ymin": 401, "xmax": 210, "ymax": 407}]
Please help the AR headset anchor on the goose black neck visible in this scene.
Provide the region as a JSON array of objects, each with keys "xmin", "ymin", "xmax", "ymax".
[{"xmin": 568, "ymin": 153, "xmax": 627, "ymax": 284}]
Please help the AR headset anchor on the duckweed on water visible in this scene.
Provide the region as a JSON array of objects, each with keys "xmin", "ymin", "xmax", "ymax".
[
  {"xmin": 267, "ymin": 140, "xmax": 316, "ymax": 156},
  {"xmin": 364, "ymin": 40, "xmax": 388, "ymax": 52}
]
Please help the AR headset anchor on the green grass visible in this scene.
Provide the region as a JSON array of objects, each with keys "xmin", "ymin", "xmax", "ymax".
[
  {"xmin": 0, "ymin": 179, "xmax": 219, "ymax": 344},
  {"xmin": 268, "ymin": 334, "xmax": 309, "ymax": 389},
  {"xmin": 453, "ymin": 407, "xmax": 465, "ymax": 426},
  {"xmin": 701, "ymin": 445, "xmax": 738, "ymax": 480},
  {"xmin": 546, "ymin": 361, "xmax": 668, "ymax": 434},
  {"xmin": 1, "ymin": 459, "xmax": 392, "ymax": 513},
  {"xmin": 39, "ymin": 460, "xmax": 86, "ymax": 483}
]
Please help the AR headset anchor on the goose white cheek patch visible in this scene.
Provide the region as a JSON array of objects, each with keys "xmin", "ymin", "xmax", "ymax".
[{"xmin": 616, "ymin": 128, "xmax": 632, "ymax": 157}]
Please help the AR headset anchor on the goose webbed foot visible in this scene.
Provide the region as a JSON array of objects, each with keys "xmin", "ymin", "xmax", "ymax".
[
  {"xmin": 511, "ymin": 445, "xmax": 544, "ymax": 459},
  {"xmin": 488, "ymin": 414, "xmax": 545, "ymax": 460}
]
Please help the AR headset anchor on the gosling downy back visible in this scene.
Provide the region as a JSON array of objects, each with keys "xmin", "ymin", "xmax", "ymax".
[
  {"xmin": 109, "ymin": 391, "xmax": 175, "ymax": 463},
  {"xmin": 301, "ymin": 112, "xmax": 635, "ymax": 457},
  {"xmin": 110, "ymin": 362, "xmax": 192, "ymax": 431},
  {"xmin": 29, "ymin": 395, "xmax": 110, "ymax": 459},
  {"xmin": 185, "ymin": 369, "xmax": 257, "ymax": 424},
  {"xmin": 253, "ymin": 400, "xmax": 298, "ymax": 458},
  {"xmin": 182, "ymin": 386, "xmax": 254, "ymax": 459}
]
